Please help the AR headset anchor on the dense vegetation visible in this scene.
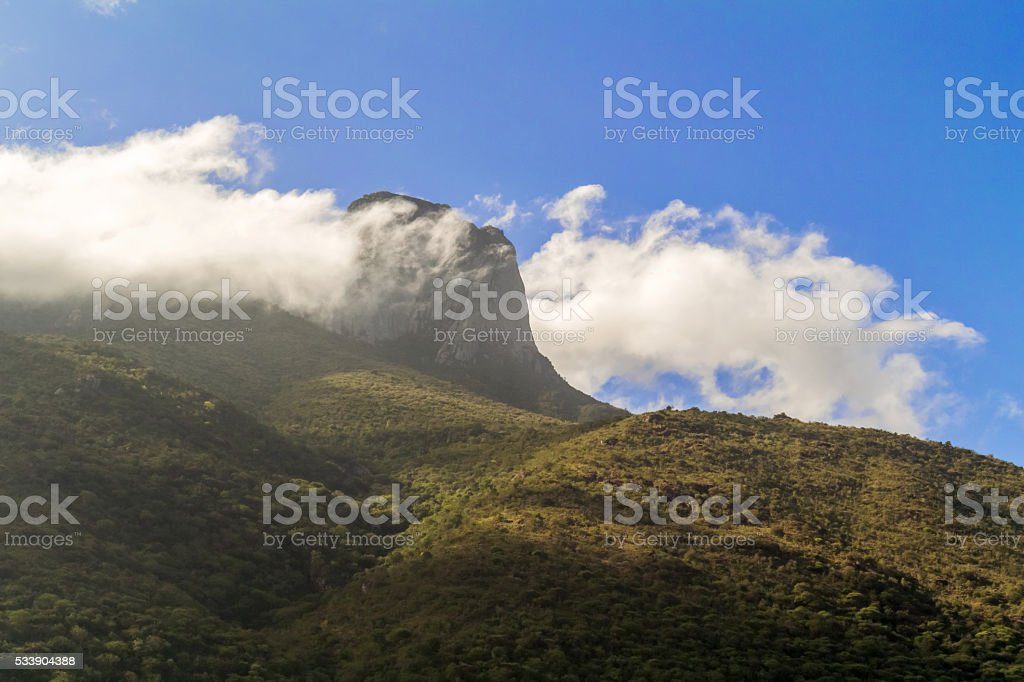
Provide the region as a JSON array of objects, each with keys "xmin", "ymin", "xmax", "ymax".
[
  {"xmin": 1, "ymin": 306, "xmax": 1023, "ymax": 680},
  {"xmin": 323, "ymin": 409, "xmax": 1024, "ymax": 680}
]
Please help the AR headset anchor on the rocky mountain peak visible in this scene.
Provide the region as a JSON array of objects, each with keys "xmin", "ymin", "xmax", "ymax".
[{"xmin": 340, "ymin": 191, "xmax": 624, "ymax": 422}]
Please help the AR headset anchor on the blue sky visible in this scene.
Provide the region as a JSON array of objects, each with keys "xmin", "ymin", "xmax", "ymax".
[{"xmin": 1, "ymin": 1, "xmax": 1022, "ymax": 461}]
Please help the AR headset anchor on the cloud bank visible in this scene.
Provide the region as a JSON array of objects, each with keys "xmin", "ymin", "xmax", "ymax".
[
  {"xmin": 0, "ymin": 116, "xmax": 469, "ymax": 330},
  {"xmin": 522, "ymin": 185, "xmax": 982, "ymax": 436}
]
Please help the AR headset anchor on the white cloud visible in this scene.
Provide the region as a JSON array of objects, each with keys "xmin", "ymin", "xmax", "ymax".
[
  {"xmin": 467, "ymin": 193, "xmax": 519, "ymax": 228},
  {"xmin": 82, "ymin": 0, "xmax": 136, "ymax": 15},
  {"xmin": 543, "ymin": 184, "xmax": 605, "ymax": 231},
  {"xmin": 999, "ymin": 396, "xmax": 1024, "ymax": 422},
  {"xmin": 0, "ymin": 116, "xmax": 471, "ymax": 331},
  {"xmin": 521, "ymin": 184, "xmax": 983, "ymax": 436},
  {"xmin": 99, "ymin": 108, "xmax": 118, "ymax": 130}
]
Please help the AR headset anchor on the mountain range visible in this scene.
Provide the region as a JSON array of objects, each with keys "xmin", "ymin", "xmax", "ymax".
[{"xmin": 1, "ymin": 193, "xmax": 1022, "ymax": 681}]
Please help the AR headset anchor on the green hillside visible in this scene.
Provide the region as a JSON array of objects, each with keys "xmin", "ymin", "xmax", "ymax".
[
  {"xmin": 310, "ymin": 409, "xmax": 1024, "ymax": 680},
  {"xmin": 0, "ymin": 298, "xmax": 624, "ymax": 425},
  {"xmin": 0, "ymin": 331, "xmax": 572, "ymax": 680},
  {"xmin": 1, "ymin": 325, "xmax": 1023, "ymax": 680}
]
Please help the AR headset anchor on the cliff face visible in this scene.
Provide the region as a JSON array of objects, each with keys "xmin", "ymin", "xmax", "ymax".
[{"xmin": 339, "ymin": 192, "xmax": 625, "ymax": 422}]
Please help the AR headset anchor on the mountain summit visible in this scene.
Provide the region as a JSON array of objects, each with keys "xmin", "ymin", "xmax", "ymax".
[{"xmin": 340, "ymin": 192, "xmax": 625, "ymax": 422}]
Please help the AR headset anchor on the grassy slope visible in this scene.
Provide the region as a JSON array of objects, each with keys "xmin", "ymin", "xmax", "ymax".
[
  {"xmin": 306, "ymin": 410, "xmax": 1024, "ymax": 681},
  {"xmin": 0, "ymin": 331, "xmax": 570, "ymax": 681},
  {"xmin": 3, "ymin": 326, "xmax": 1024, "ymax": 680},
  {"xmin": 0, "ymin": 333, "xmax": 337, "ymax": 680},
  {"xmin": 0, "ymin": 298, "xmax": 622, "ymax": 423}
]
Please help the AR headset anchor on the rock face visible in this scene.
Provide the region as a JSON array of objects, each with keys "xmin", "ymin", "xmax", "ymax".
[{"xmin": 340, "ymin": 192, "xmax": 625, "ymax": 422}]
